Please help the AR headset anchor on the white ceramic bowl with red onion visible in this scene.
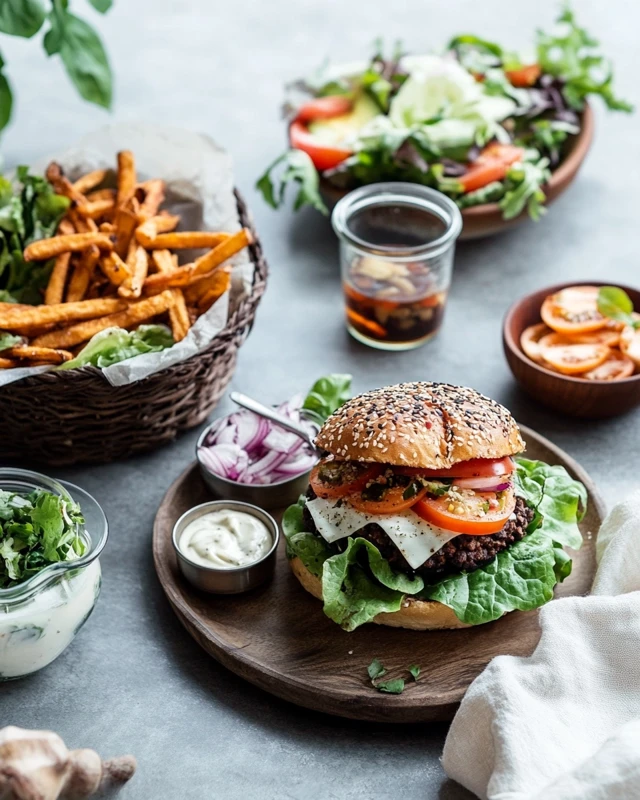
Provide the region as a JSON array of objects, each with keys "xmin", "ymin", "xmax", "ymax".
[{"xmin": 196, "ymin": 395, "xmax": 319, "ymax": 509}]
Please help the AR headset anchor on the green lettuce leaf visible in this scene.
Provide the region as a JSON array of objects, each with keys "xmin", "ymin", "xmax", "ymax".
[
  {"xmin": 302, "ymin": 373, "xmax": 352, "ymax": 425},
  {"xmin": 514, "ymin": 458, "xmax": 586, "ymax": 549},
  {"xmin": 0, "ymin": 488, "xmax": 84, "ymax": 588},
  {"xmin": 59, "ymin": 325, "xmax": 174, "ymax": 371},
  {"xmin": 419, "ymin": 530, "xmax": 557, "ymax": 625},
  {"xmin": 256, "ymin": 149, "xmax": 328, "ymax": 215},
  {"xmin": 0, "ymin": 332, "xmax": 21, "ymax": 351}
]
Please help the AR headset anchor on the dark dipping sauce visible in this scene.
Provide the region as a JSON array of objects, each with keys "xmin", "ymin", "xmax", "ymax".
[{"xmin": 343, "ymin": 200, "xmax": 449, "ymax": 347}]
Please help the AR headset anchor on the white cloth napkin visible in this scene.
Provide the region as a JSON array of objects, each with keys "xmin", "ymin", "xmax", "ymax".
[{"xmin": 443, "ymin": 490, "xmax": 640, "ymax": 800}]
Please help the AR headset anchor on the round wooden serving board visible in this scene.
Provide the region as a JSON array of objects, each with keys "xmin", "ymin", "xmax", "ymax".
[{"xmin": 153, "ymin": 425, "xmax": 604, "ymax": 723}]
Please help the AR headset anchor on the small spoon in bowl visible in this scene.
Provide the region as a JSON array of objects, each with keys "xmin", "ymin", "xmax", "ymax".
[{"xmin": 229, "ymin": 391, "xmax": 322, "ymax": 455}]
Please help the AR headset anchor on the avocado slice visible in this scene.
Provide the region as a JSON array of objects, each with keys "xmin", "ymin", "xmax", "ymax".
[{"xmin": 307, "ymin": 93, "xmax": 380, "ymax": 146}]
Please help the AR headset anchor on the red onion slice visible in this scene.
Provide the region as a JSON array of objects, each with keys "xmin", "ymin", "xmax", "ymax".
[
  {"xmin": 454, "ymin": 477, "xmax": 512, "ymax": 492},
  {"xmin": 198, "ymin": 394, "xmax": 318, "ymax": 485}
]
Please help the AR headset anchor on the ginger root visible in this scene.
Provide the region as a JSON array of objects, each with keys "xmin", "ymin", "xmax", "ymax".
[{"xmin": 0, "ymin": 726, "xmax": 136, "ymax": 800}]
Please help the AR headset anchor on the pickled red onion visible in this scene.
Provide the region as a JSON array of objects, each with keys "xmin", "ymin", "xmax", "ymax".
[{"xmin": 198, "ymin": 396, "xmax": 317, "ymax": 485}]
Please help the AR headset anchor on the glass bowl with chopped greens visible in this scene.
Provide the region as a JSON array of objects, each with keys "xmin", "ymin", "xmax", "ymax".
[{"xmin": 0, "ymin": 469, "xmax": 108, "ymax": 680}]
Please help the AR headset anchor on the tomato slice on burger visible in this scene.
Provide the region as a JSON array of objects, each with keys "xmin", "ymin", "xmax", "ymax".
[
  {"xmin": 400, "ymin": 456, "xmax": 515, "ymax": 480},
  {"xmin": 540, "ymin": 286, "xmax": 606, "ymax": 335},
  {"xmin": 347, "ymin": 483, "xmax": 429, "ymax": 515},
  {"xmin": 310, "ymin": 460, "xmax": 382, "ymax": 500},
  {"xmin": 289, "ymin": 121, "xmax": 352, "ymax": 171},
  {"xmin": 413, "ymin": 486, "xmax": 517, "ymax": 535},
  {"xmin": 296, "ymin": 96, "xmax": 353, "ymax": 123}
]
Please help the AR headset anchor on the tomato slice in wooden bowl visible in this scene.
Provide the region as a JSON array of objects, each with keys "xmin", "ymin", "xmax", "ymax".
[
  {"xmin": 520, "ymin": 323, "xmax": 553, "ymax": 363},
  {"xmin": 582, "ymin": 350, "xmax": 635, "ymax": 381},
  {"xmin": 413, "ymin": 486, "xmax": 516, "ymax": 535},
  {"xmin": 541, "ymin": 286, "xmax": 606, "ymax": 335},
  {"xmin": 620, "ymin": 326, "xmax": 640, "ymax": 369},
  {"xmin": 541, "ymin": 342, "xmax": 610, "ymax": 375}
]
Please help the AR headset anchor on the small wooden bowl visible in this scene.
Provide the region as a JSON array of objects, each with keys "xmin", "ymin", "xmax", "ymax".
[
  {"xmin": 503, "ymin": 281, "xmax": 640, "ymax": 419},
  {"xmin": 321, "ymin": 104, "xmax": 594, "ymax": 241}
]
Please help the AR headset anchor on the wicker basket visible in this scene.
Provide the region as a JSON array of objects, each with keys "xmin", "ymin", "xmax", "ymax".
[{"xmin": 0, "ymin": 191, "xmax": 268, "ymax": 466}]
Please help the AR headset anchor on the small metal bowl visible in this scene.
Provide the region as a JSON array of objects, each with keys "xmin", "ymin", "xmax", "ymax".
[
  {"xmin": 172, "ymin": 500, "xmax": 279, "ymax": 594},
  {"xmin": 196, "ymin": 424, "xmax": 312, "ymax": 510}
]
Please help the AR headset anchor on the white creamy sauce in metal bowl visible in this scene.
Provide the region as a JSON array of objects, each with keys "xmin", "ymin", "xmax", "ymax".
[{"xmin": 179, "ymin": 509, "xmax": 273, "ymax": 569}]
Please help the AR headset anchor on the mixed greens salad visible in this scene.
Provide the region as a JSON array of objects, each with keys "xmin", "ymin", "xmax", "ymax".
[
  {"xmin": 284, "ymin": 458, "xmax": 586, "ymax": 630},
  {"xmin": 0, "ymin": 488, "xmax": 85, "ymax": 589},
  {"xmin": 258, "ymin": 6, "xmax": 631, "ymax": 221},
  {"xmin": 0, "ymin": 167, "xmax": 70, "ymax": 304}
]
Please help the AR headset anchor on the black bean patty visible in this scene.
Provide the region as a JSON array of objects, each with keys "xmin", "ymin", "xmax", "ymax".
[{"xmin": 303, "ymin": 489, "xmax": 534, "ymax": 580}]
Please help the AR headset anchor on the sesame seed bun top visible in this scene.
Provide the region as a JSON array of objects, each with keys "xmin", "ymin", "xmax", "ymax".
[{"xmin": 315, "ymin": 382, "xmax": 525, "ymax": 468}]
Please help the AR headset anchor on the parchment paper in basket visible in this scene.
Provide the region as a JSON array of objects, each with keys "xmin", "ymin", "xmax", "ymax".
[{"xmin": 0, "ymin": 122, "xmax": 254, "ymax": 389}]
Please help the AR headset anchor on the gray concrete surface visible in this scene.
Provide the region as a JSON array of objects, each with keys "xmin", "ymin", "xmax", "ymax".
[{"xmin": 0, "ymin": 1, "xmax": 638, "ymax": 798}]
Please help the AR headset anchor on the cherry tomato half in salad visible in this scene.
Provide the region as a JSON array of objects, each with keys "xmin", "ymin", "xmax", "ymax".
[
  {"xmin": 295, "ymin": 96, "xmax": 353, "ymax": 123},
  {"xmin": 289, "ymin": 121, "xmax": 352, "ymax": 171},
  {"xmin": 413, "ymin": 486, "xmax": 516, "ymax": 535},
  {"xmin": 347, "ymin": 483, "xmax": 429, "ymax": 515},
  {"xmin": 505, "ymin": 64, "xmax": 541, "ymax": 88},
  {"xmin": 459, "ymin": 144, "xmax": 524, "ymax": 194},
  {"xmin": 399, "ymin": 456, "xmax": 515, "ymax": 480},
  {"xmin": 310, "ymin": 460, "xmax": 382, "ymax": 500}
]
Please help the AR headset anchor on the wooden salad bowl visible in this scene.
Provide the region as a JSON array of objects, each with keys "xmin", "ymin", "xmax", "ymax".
[
  {"xmin": 503, "ymin": 280, "xmax": 640, "ymax": 419},
  {"xmin": 320, "ymin": 103, "xmax": 594, "ymax": 240}
]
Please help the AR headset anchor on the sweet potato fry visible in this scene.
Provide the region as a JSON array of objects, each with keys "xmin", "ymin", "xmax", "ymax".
[
  {"xmin": 183, "ymin": 266, "xmax": 231, "ymax": 305},
  {"xmin": 141, "ymin": 231, "xmax": 231, "ymax": 251},
  {"xmin": 195, "ymin": 271, "xmax": 231, "ymax": 312},
  {"xmin": 0, "ymin": 297, "xmax": 128, "ymax": 330},
  {"xmin": 46, "ymin": 162, "xmax": 86, "ymax": 206},
  {"xmin": 138, "ymin": 179, "xmax": 165, "ymax": 220},
  {"xmin": 99, "ymin": 222, "xmax": 115, "ymax": 233},
  {"xmin": 68, "ymin": 208, "xmax": 98, "ymax": 233},
  {"xmin": 135, "ymin": 214, "xmax": 181, "ymax": 247},
  {"xmin": 32, "ymin": 291, "xmax": 175, "ymax": 349},
  {"xmin": 99, "ymin": 252, "xmax": 132, "ymax": 286},
  {"xmin": 0, "ymin": 357, "xmax": 16, "ymax": 369},
  {"xmin": 152, "ymin": 249, "xmax": 191, "ymax": 341},
  {"xmin": 143, "ymin": 263, "xmax": 195, "ymax": 292},
  {"xmin": 66, "ymin": 246, "xmax": 100, "ymax": 302},
  {"xmin": 151, "ymin": 249, "xmax": 175, "ymax": 273},
  {"xmin": 4, "ymin": 345, "xmax": 72, "ymax": 364},
  {"xmin": 191, "ymin": 228, "xmax": 251, "ymax": 278},
  {"xmin": 118, "ymin": 246, "xmax": 148, "ymax": 299},
  {"xmin": 116, "ymin": 151, "xmax": 136, "ymax": 208},
  {"xmin": 44, "ymin": 252, "xmax": 72, "ymax": 305},
  {"xmin": 86, "ymin": 188, "xmax": 115, "ymax": 203},
  {"xmin": 113, "ymin": 206, "xmax": 138, "ymax": 258},
  {"xmin": 24, "ymin": 232, "xmax": 113, "ymax": 262},
  {"xmin": 77, "ymin": 198, "xmax": 115, "ymax": 219},
  {"xmin": 73, "ymin": 169, "xmax": 108, "ymax": 194},
  {"xmin": 57, "ymin": 218, "xmax": 76, "ymax": 236},
  {"xmin": 168, "ymin": 289, "xmax": 191, "ymax": 341}
]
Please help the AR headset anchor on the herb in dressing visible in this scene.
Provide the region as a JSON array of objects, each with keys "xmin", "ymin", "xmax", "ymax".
[{"xmin": 179, "ymin": 509, "xmax": 272, "ymax": 569}]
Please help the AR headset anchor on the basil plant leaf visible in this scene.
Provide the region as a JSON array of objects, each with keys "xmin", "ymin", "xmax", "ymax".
[
  {"xmin": 0, "ymin": 0, "xmax": 46, "ymax": 38},
  {"xmin": 302, "ymin": 373, "xmax": 352, "ymax": 424},
  {"xmin": 59, "ymin": 13, "xmax": 113, "ymax": 109},
  {"xmin": 0, "ymin": 71, "xmax": 13, "ymax": 132}
]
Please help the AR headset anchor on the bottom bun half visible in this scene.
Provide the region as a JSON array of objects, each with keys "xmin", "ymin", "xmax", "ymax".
[{"xmin": 289, "ymin": 556, "xmax": 474, "ymax": 631}]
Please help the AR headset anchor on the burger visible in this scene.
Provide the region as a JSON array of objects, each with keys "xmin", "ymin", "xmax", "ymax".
[{"xmin": 284, "ymin": 382, "xmax": 587, "ymax": 631}]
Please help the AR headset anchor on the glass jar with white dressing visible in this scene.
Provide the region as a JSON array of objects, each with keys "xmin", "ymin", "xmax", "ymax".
[
  {"xmin": 0, "ymin": 469, "xmax": 108, "ymax": 681},
  {"xmin": 172, "ymin": 501, "xmax": 279, "ymax": 594}
]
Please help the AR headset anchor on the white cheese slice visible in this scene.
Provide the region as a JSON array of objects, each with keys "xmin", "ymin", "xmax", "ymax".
[{"xmin": 306, "ymin": 497, "xmax": 460, "ymax": 570}]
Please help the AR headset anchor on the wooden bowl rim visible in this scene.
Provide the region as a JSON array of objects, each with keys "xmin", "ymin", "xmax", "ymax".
[
  {"xmin": 461, "ymin": 102, "xmax": 594, "ymax": 220},
  {"xmin": 503, "ymin": 279, "xmax": 640, "ymax": 387}
]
